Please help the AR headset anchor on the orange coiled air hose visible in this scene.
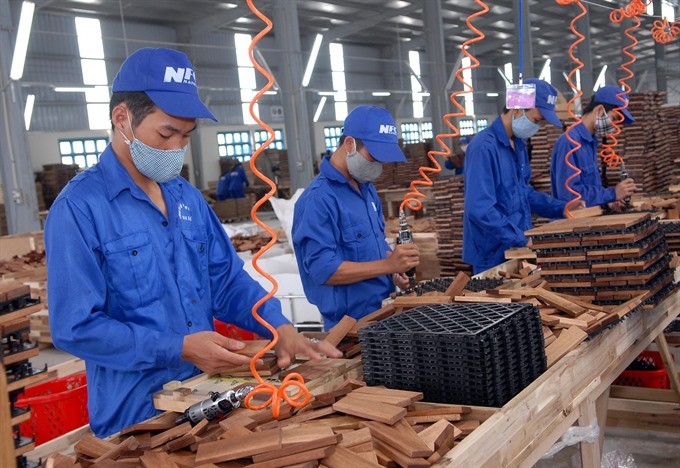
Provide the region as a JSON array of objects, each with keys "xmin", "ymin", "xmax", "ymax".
[
  {"xmin": 243, "ymin": 0, "xmax": 310, "ymax": 418},
  {"xmin": 556, "ymin": 0, "xmax": 587, "ymax": 218},
  {"xmin": 652, "ymin": 18, "xmax": 680, "ymax": 44},
  {"xmin": 602, "ymin": 1, "xmax": 645, "ymax": 169},
  {"xmin": 400, "ymin": 1, "xmax": 490, "ymax": 213}
]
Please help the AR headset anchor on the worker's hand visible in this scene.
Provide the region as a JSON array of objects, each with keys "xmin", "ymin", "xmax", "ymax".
[
  {"xmin": 274, "ymin": 324, "xmax": 343, "ymax": 369},
  {"xmin": 615, "ymin": 178, "xmax": 636, "ymax": 200},
  {"xmin": 181, "ymin": 331, "xmax": 253, "ymax": 375},
  {"xmin": 608, "ymin": 200, "xmax": 625, "ymax": 212},
  {"xmin": 387, "ymin": 243, "xmax": 420, "ymax": 274},
  {"xmin": 392, "ymin": 273, "xmax": 411, "ymax": 290}
]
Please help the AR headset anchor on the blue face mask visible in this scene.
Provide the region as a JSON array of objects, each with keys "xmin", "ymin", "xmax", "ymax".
[
  {"xmin": 511, "ymin": 110, "xmax": 541, "ymax": 140},
  {"xmin": 119, "ymin": 112, "xmax": 187, "ymax": 183}
]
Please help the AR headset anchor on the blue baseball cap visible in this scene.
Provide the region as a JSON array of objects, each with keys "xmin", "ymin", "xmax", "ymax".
[
  {"xmin": 524, "ymin": 78, "xmax": 562, "ymax": 128},
  {"xmin": 112, "ymin": 48, "xmax": 217, "ymax": 121},
  {"xmin": 342, "ymin": 106, "xmax": 406, "ymax": 163},
  {"xmin": 593, "ymin": 85, "xmax": 635, "ymax": 124}
]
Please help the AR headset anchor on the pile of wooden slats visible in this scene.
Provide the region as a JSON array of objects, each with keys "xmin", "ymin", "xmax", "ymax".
[{"xmin": 432, "ymin": 176, "xmax": 472, "ymax": 277}]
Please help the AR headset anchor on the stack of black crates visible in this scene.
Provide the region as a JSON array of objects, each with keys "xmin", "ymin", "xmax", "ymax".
[{"xmin": 359, "ymin": 302, "xmax": 546, "ymax": 407}]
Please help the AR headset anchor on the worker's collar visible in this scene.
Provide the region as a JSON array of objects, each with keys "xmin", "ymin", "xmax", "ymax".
[
  {"xmin": 491, "ymin": 116, "xmax": 525, "ymax": 151},
  {"xmin": 320, "ymin": 155, "xmax": 358, "ymax": 186},
  {"xmin": 100, "ymin": 145, "xmax": 184, "ymax": 201},
  {"xmin": 570, "ymin": 121, "xmax": 594, "ymax": 143}
]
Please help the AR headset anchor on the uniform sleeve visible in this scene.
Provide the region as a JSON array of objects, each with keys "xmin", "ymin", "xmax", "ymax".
[
  {"xmin": 292, "ymin": 196, "xmax": 344, "ymax": 286},
  {"xmin": 205, "ymin": 206, "xmax": 290, "ymax": 338},
  {"xmin": 551, "ymin": 138, "xmax": 616, "ymax": 207},
  {"xmin": 238, "ymin": 166, "xmax": 250, "ymax": 188},
  {"xmin": 46, "ymin": 199, "xmax": 184, "ymax": 371},
  {"xmin": 465, "ymin": 146, "xmax": 528, "ymax": 247},
  {"xmin": 527, "ymin": 187, "xmax": 566, "ymax": 219}
]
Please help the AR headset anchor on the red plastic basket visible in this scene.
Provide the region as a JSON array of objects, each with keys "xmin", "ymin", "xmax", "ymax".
[
  {"xmin": 214, "ymin": 319, "xmax": 257, "ymax": 341},
  {"xmin": 15, "ymin": 373, "xmax": 89, "ymax": 445},
  {"xmin": 613, "ymin": 351, "xmax": 671, "ymax": 389}
]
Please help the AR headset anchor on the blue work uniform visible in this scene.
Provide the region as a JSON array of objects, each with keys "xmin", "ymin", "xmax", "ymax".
[
  {"xmin": 45, "ymin": 146, "xmax": 289, "ymax": 438},
  {"xmin": 292, "ymin": 156, "xmax": 393, "ymax": 331},
  {"xmin": 550, "ymin": 122, "xmax": 616, "ymax": 207},
  {"xmin": 463, "ymin": 117, "xmax": 566, "ymax": 274},
  {"xmin": 217, "ymin": 165, "xmax": 250, "ymax": 200}
]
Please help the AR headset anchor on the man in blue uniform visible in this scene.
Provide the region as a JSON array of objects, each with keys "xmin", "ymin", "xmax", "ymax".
[
  {"xmin": 550, "ymin": 85, "xmax": 637, "ymax": 211},
  {"xmin": 217, "ymin": 158, "xmax": 250, "ymax": 200},
  {"xmin": 45, "ymin": 48, "xmax": 340, "ymax": 437},
  {"xmin": 463, "ymin": 79, "xmax": 579, "ymax": 274},
  {"xmin": 292, "ymin": 106, "xmax": 420, "ymax": 330}
]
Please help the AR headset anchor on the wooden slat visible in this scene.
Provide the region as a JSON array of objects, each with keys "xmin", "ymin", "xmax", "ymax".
[
  {"xmin": 324, "ymin": 316, "xmax": 358, "ymax": 347},
  {"xmin": 545, "ymin": 326, "xmax": 588, "ymax": 367},
  {"xmin": 332, "ymin": 397, "xmax": 406, "ymax": 425}
]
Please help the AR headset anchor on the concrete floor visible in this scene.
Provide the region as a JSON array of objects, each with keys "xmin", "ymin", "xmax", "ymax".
[{"xmin": 535, "ymin": 426, "xmax": 680, "ymax": 467}]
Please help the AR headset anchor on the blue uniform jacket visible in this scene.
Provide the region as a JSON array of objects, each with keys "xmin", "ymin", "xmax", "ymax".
[
  {"xmin": 550, "ymin": 122, "xmax": 616, "ymax": 207},
  {"xmin": 217, "ymin": 165, "xmax": 249, "ymax": 200},
  {"xmin": 44, "ymin": 146, "xmax": 289, "ymax": 437},
  {"xmin": 463, "ymin": 117, "xmax": 566, "ymax": 273},
  {"xmin": 292, "ymin": 156, "xmax": 393, "ymax": 330}
]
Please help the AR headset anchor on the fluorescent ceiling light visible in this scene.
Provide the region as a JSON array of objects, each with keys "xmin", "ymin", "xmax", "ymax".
[
  {"xmin": 24, "ymin": 94, "xmax": 35, "ymax": 130},
  {"xmin": 302, "ymin": 34, "xmax": 323, "ymax": 87},
  {"xmin": 313, "ymin": 96, "xmax": 327, "ymax": 123},
  {"xmin": 54, "ymin": 87, "xmax": 95, "ymax": 92},
  {"xmin": 486, "ymin": 92, "xmax": 499, "ymax": 97},
  {"xmin": 593, "ymin": 65, "xmax": 608, "ymax": 92},
  {"xmin": 318, "ymin": 91, "xmax": 336, "ymax": 96},
  {"xmin": 10, "ymin": 1, "xmax": 36, "ymax": 81},
  {"xmin": 372, "ymin": 91, "xmax": 391, "ymax": 97},
  {"xmin": 263, "ymin": 90, "xmax": 277, "ymax": 95}
]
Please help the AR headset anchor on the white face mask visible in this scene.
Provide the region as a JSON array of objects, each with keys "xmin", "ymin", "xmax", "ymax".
[
  {"xmin": 346, "ymin": 139, "xmax": 383, "ymax": 183},
  {"xmin": 118, "ymin": 112, "xmax": 187, "ymax": 183}
]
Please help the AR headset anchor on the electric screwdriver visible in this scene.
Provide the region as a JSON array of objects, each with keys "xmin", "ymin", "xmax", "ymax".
[
  {"xmin": 175, "ymin": 385, "xmax": 253, "ymax": 426},
  {"xmin": 396, "ymin": 209, "xmax": 416, "ymax": 288}
]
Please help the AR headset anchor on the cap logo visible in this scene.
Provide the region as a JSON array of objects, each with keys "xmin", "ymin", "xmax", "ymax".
[
  {"xmin": 163, "ymin": 67, "xmax": 196, "ymax": 86},
  {"xmin": 547, "ymin": 94, "xmax": 557, "ymax": 105},
  {"xmin": 379, "ymin": 124, "xmax": 398, "ymax": 136}
]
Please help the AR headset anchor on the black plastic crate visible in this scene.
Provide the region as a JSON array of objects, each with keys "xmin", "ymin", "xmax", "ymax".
[{"xmin": 359, "ymin": 302, "xmax": 546, "ymax": 407}]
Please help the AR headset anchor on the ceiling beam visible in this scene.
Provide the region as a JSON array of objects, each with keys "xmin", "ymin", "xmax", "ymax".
[{"xmin": 325, "ymin": 1, "xmax": 422, "ymax": 41}]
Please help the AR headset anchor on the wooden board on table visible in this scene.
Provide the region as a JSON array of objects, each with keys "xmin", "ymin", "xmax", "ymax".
[{"xmin": 525, "ymin": 212, "xmax": 649, "ymax": 236}]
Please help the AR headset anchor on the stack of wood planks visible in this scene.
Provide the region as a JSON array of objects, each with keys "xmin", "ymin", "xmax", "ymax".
[
  {"xmin": 527, "ymin": 212, "xmax": 677, "ymax": 305},
  {"xmin": 373, "ymin": 143, "xmax": 432, "ymax": 193},
  {"xmin": 49, "ymin": 358, "xmax": 495, "ymax": 468},
  {"xmin": 527, "ymin": 123, "xmax": 564, "ymax": 194},
  {"xmin": 36, "ymin": 164, "xmax": 79, "ymax": 210},
  {"xmin": 230, "ymin": 232, "xmax": 275, "ymax": 254},
  {"xmin": 0, "ymin": 249, "xmax": 50, "ymax": 345},
  {"xmin": 1, "ymin": 282, "xmax": 47, "ymax": 467},
  {"xmin": 432, "ymin": 176, "xmax": 472, "ymax": 277}
]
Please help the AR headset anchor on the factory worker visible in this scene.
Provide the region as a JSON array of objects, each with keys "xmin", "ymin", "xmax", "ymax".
[
  {"xmin": 45, "ymin": 48, "xmax": 340, "ymax": 438},
  {"xmin": 292, "ymin": 106, "xmax": 420, "ymax": 330},
  {"xmin": 463, "ymin": 79, "xmax": 582, "ymax": 274},
  {"xmin": 551, "ymin": 85, "xmax": 637, "ymax": 211}
]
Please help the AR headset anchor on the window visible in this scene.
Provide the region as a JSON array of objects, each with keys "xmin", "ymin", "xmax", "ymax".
[
  {"xmin": 401, "ymin": 122, "xmax": 420, "ymax": 144},
  {"xmin": 217, "ymin": 131, "xmax": 252, "ymax": 162},
  {"xmin": 323, "ymin": 125, "xmax": 343, "ymax": 151},
  {"xmin": 647, "ymin": 1, "xmax": 676, "ymax": 22},
  {"xmin": 75, "ymin": 17, "xmax": 109, "ymax": 130},
  {"xmin": 235, "ymin": 33, "xmax": 259, "ymax": 125},
  {"xmin": 421, "ymin": 122, "xmax": 433, "ymax": 141},
  {"xmin": 476, "ymin": 118, "xmax": 489, "ymax": 132},
  {"xmin": 409, "ymin": 51, "xmax": 424, "ymax": 119},
  {"xmin": 462, "ymin": 56, "xmax": 474, "ymax": 116},
  {"xmin": 254, "ymin": 129, "xmax": 285, "ymax": 150},
  {"xmin": 504, "ymin": 62, "xmax": 514, "ymax": 84},
  {"xmin": 459, "ymin": 119, "xmax": 475, "ymax": 136},
  {"xmin": 59, "ymin": 137, "xmax": 108, "ymax": 168},
  {"xmin": 329, "ymin": 43, "xmax": 348, "ymax": 121}
]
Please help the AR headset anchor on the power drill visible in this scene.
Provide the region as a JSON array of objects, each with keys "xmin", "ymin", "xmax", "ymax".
[
  {"xmin": 620, "ymin": 162, "xmax": 631, "ymax": 208},
  {"xmin": 396, "ymin": 209, "xmax": 416, "ymax": 288},
  {"xmin": 175, "ymin": 385, "xmax": 253, "ymax": 426}
]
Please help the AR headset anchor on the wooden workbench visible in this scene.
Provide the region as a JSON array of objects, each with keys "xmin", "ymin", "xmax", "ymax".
[
  {"xmin": 439, "ymin": 289, "xmax": 680, "ymax": 468},
  {"xmin": 26, "ymin": 264, "xmax": 680, "ymax": 467}
]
